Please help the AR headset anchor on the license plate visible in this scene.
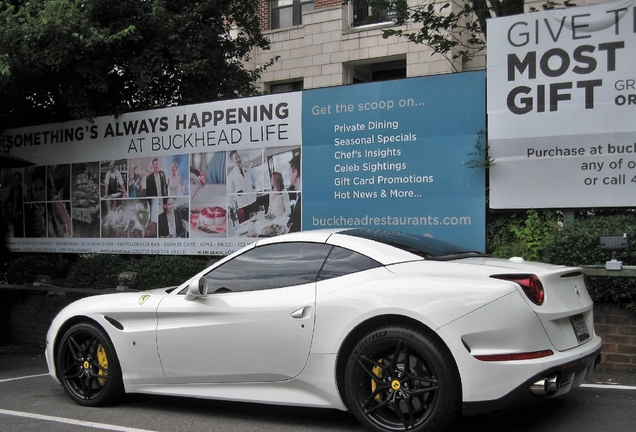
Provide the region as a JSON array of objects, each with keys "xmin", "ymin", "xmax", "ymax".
[{"xmin": 571, "ymin": 314, "xmax": 590, "ymax": 343}]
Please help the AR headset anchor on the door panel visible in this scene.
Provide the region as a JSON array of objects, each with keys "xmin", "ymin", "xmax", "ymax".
[{"xmin": 156, "ymin": 283, "xmax": 315, "ymax": 384}]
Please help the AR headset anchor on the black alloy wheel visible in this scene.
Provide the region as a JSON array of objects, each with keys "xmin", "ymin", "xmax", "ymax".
[
  {"xmin": 56, "ymin": 322, "xmax": 124, "ymax": 406},
  {"xmin": 345, "ymin": 326, "xmax": 460, "ymax": 432}
]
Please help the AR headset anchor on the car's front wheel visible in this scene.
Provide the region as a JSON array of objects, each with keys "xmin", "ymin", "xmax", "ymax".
[
  {"xmin": 56, "ymin": 322, "xmax": 124, "ymax": 406},
  {"xmin": 344, "ymin": 326, "xmax": 460, "ymax": 432}
]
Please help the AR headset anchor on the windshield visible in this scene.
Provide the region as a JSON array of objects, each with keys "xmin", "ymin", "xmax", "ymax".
[{"xmin": 339, "ymin": 229, "xmax": 485, "ymax": 260}]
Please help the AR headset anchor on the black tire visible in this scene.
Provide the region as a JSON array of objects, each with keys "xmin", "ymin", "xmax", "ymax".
[
  {"xmin": 56, "ymin": 322, "xmax": 124, "ymax": 406},
  {"xmin": 344, "ymin": 326, "xmax": 460, "ymax": 432}
]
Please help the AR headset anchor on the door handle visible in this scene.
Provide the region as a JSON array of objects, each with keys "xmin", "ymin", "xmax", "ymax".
[{"xmin": 291, "ymin": 307, "xmax": 308, "ymax": 319}]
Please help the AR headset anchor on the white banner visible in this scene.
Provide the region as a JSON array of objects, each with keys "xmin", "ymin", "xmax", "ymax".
[
  {"xmin": 487, "ymin": 0, "xmax": 636, "ymax": 208},
  {"xmin": 1, "ymin": 93, "xmax": 302, "ymax": 255}
]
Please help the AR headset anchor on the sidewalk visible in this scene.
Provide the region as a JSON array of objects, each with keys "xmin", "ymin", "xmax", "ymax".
[{"xmin": 586, "ymin": 367, "xmax": 636, "ymax": 387}]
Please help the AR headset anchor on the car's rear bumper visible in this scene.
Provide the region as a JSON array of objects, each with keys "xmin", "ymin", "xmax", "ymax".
[{"xmin": 462, "ymin": 344, "xmax": 601, "ymax": 416}]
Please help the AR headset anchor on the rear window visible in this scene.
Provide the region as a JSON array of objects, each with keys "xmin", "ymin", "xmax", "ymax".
[
  {"xmin": 339, "ymin": 229, "xmax": 484, "ymax": 260},
  {"xmin": 317, "ymin": 246, "xmax": 381, "ymax": 280}
]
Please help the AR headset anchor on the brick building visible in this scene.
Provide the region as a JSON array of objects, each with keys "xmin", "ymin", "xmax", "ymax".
[
  {"xmin": 248, "ymin": 0, "xmax": 613, "ymax": 93},
  {"xmin": 250, "ymin": 0, "xmax": 485, "ymax": 93}
]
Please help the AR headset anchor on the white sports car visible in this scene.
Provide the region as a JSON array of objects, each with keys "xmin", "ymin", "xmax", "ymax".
[{"xmin": 46, "ymin": 229, "xmax": 601, "ymax": 432}]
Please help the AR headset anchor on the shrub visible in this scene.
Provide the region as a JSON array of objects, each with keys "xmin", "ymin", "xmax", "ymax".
[
  {"xmin": 65, "ymin": 254, "xmax": 126, "ymax": 289},
  {"xmin": 125, "ymin": 255, "xmax": 212, "ymax": 290},
  {"xmin": 6, "ymin": 212, "xmax": 636, "ymax": 312},
  {"xmin": 541, "ymin": 213, "xmax": 636, "ymax": 312},
  {"xmin": 488, "ymin": 209, "xmax": 558, "ymax": 261},
  {"xmin": 541, "ymin": 214, "xmax": 636, "ymax": 266},
  {"xmin": 6, "ymin": 254, "xmax": 71, "ymax": 284},
  {"xmin": 64, "ymin": 254, "xmax": 212, "ymax": 290}
]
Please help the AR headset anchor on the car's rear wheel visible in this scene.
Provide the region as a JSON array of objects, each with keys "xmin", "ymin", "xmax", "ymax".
[
  {"xmin": 344, "ymin": 326, "xmax": 460, "ymax": 432},
  {"xmin": 56, "ymin": 322, "xmax": 124, "ymax": 406}
]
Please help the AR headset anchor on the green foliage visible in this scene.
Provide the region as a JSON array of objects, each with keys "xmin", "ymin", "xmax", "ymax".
[
  {"xmin": 487, "ymin": 209, "xmax": 558, "ymax": 261},
  {"xmin": 0, "ymin": 0, "xmax": 274, "ymax": 131},
  {"xmin": 586, "ymin": 275, "xmax": 636, "ymax": 313},
  {"xmin": 488, "ymin": 212, "xmax": 636, "ymax": 312},
  {"xmin": 64, "ymin": 254, "xmax": 212, "ymax": 290},
  {"xmin": 383, "ymin": 1, "xmax": 487, "ymax": 70},
  {"xmin": 6, "ymin": 254, "xmax": 71, "ymax": 284},
  {"xmin": 541, "ymin": 214, "xmax": 636, "ymax": 312},
  {"xmin": 464, "ymin": 130, "xmax": 492, "ymax": 169},
  {"xmin": 65, "ymin": 254, "xmax": 127, "ymax": 289},
  {"xmin": 122, "ymin": 255, "xmax": 212, "ymax": 289},
  {"xmin": 542, "ymin": 214, "xmax": 636, "ymax": 266},
  {"xmin": 5, "ymin": 213, "xmax": 636, "ymax": 312},
  {"xmin": 358, "ymin": 0, "xmax": 576, "ymax": 70}
]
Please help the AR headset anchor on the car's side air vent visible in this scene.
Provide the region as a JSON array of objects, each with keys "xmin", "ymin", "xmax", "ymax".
[
  {"xmin": 104, "ymin": 316, "xmax": 124, "ymax": 331},
  {"xmin": 560, "ymin": 271, "xmax": 583, "ymax": 278}
]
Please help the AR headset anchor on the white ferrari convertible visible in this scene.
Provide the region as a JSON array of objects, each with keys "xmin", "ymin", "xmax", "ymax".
[{"xmin": 46, "ymin": 228, "xmax": 601, "ymax": 432}]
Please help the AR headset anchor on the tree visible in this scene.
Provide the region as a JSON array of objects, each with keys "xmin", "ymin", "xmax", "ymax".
[
  {"xmin": 354, "ymin": 0, "xmax": 576, "ymax": 70},
  {"xmin": 0, "ymin": 0, "xmax": 274, "ymax": 132}
]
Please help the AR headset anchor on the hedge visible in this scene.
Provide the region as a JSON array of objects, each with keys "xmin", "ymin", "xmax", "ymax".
[
  {"xmin": 541, "ymin": 213, "xmax": 636, "ymax": 312},
  {"xmin": 6, "ymin": 253, "xmax": 213, "ymax": 290},
  {"xmin": 3, "ymin": 213, "xmax": 636, "ymax": 312}
]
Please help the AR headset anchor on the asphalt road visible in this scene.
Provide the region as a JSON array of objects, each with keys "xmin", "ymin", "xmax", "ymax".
[{"xmin": 1, "ymin": 344, "xmax": 635, "ymax": 432}]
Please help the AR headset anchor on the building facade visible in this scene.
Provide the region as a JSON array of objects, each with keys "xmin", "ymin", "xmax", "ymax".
[
  {"xmin": 251, "ymin": 0, "xmax": 485, "ymax": 92},
  {"xmin": 250, "ymin": 0, "xmax": 612, "ymax": 93}
]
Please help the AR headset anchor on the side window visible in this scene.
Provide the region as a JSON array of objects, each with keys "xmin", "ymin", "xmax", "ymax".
[
  {"xmin": 203, "ymin": 242, "xmax": 332, "ymax": 293},
  {"xmin": 317, "ymin": 246, "xmax": 381, "ymax": 281},
  {"xmin": 271, "ymin": 0, "xmax": 314, "ymax": 30},
  {"xmin": 350, "ymin": 0, "xmax": 406, "ymax": 27}
]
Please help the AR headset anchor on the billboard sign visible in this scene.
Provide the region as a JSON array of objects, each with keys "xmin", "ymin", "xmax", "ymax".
[
  {"xmin": 1, "ymin": 72, "xmax": 486, "ymax": 255},
  {"xmin": 302, "ymin": 72, "xmax": 486, "ymax": 250},
  {"xmin": 487, "ymin": 0, "xmax": 636, "ymax": 209}
]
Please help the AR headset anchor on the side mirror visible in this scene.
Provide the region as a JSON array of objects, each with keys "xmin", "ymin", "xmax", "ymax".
[{"xmin": 184, "ymin": 277, "xmax": 208, "ymax": 301}]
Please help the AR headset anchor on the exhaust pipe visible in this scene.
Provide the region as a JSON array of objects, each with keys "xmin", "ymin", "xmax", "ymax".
[
  {"xmin": 530, "ymin": 375, "xmax": 560, "ymax": 395},
  {"xmin": 546, "ymin": 375, "xmax": 559, "ymax": 394}
]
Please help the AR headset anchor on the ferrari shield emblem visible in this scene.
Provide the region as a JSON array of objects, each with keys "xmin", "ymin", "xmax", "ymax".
[{"xmin": 138, "ymin": 295, "xmax": 150, "ymax": 305}]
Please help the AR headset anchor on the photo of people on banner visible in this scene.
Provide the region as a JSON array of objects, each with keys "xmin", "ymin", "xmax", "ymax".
[
  {"xmin": 71, "ymin": 162, "xmax": 100, "ymax": 238},
  {"xmin": 225, "ymin": 146, "xmax": 301, "ymax": 238},
  {"xmin": 100, "ymin": 158, "xmax": 156, "ymax": 239},
  {"xmin": 1, "ymin": 169, "xmax": 25, "ymax": 238},
  {"xmin": 1, "ymin": 165, "xmax": 72, "ymax": 238},
  {"xmin": 158, "ymin": 197, "xmax": 188, "ymax": 238},
  {"xmin": 127, "ymin": 156, "xmax": 190, "ymax": 198},
  {"xmin": 1, "ymin": 148, "xmax": 300, "ymax": 241}
]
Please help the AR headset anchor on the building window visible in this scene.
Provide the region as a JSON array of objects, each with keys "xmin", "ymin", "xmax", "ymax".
[
  {"xmin": 347, "ymin": 59, "xmax": 406, "ymax": 84},
  {"xmin": 271, "ymin": 0, "xmax": 314, "ymax": 30},
  {"xmin": 351, "ymin": 0, "xmax": 404, "ymax": 27},
  {"xmin": 270, "ymin": 81, "xmax": 304, "ymax": 94}
]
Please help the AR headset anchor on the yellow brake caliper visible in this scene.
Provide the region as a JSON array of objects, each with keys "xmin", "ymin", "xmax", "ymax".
[
  {"xmin": 96, "ymin": 345, "xmax": 109, "ymax": 386},
  {"xmin": 371, "ymin": 359, "xmax": 383, "ymax": 402}
]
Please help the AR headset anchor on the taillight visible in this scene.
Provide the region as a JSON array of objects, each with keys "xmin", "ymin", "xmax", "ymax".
[
  {"xmin": 474, "ymin": 349, "xmax": 554, "ymax": 361},
  {"xmin": 491, "ymin": 274, "xmax": 545, "ymax": 305}
]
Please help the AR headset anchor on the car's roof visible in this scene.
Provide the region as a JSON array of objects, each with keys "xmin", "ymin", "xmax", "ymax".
[{"xmin": 254, "ymin": 228, "xmax": 481, "ymax": 266}]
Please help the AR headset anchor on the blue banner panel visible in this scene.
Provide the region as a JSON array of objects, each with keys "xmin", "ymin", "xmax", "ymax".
[{"xmin": 302, "ymin": 72, "xmax": 486, "ymax": 251}]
